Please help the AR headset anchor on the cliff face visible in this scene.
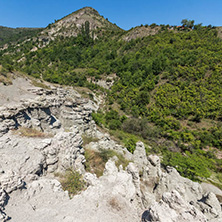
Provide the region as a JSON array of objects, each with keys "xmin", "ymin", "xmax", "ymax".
[{"xmin": 0, "ymin": 77, "xmax": 222, "ymax": 222}]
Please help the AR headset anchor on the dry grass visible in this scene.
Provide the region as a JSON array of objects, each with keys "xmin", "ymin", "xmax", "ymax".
[
  {"xmin": 73, "ymin": 68, "xmax": 88, "ymax": 73},
  {"xmin": 74, "ymin": 86, "xmax": 93, "ymax": 97},
  {"xmin": 180, "ymin": 118, "xmax": 217, "ymax": 130},
  {"xmin": 216, "ymin": 27, "xmax": 222, "ymax": 39},
  {"xmin": 82, "ymin": 135, "xmax": 99, "ymax": 147},
  {"xmin": 84, "ymin": 149, "xmax": 105, "ymax": 177},
  {"xmin": 204, "ymin": 173, "xmax": 222, "ymax": 192},
  {"xmin": 31, "ymin": 79, "xmax": 50, "ymax": 89},
  {"xmin": 0, "ymin": 73, "xmax": 12, "ymax": 85},
  {"xmin": 14, "ymin": 127, "xmax": 52, "ymax": 138},
  {"xmin": 84, "ymin": 148, "xmax": 130, "ymax": 177},
  {"xmin": 56, "ymin": 169, "xmax": 86, "ymax": 198},
  {"xmin": 108, "ymin": 197, "xmax": 122, "ymax": 211}
]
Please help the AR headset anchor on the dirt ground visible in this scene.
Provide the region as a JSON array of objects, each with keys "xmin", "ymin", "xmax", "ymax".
[{"xmin": 0, "ymin": 77, "xmax": 37, "ymax": 106}]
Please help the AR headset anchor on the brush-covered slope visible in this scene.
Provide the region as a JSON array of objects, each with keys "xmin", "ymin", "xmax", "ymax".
[
  {"xmin": 122, "ymin": 25, "xmax": 161, "ymax": 41},
  {"xmin": 0, "ymin": 26, "xmax": 43, "ymax": 47}
]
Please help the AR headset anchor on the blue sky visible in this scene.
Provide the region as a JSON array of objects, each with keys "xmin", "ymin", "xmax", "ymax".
[{"xmin": 0, "ymin": 0, "xmax": 222, "ymax": 30}]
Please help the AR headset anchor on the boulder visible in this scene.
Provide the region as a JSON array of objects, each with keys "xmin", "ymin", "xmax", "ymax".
[
  {"xmin": 201, "ymin": 182, "xmax": 222, "ymax": 203},
  {"xmin": 197, "ymin": 192, "xmax": 222, "ymax": 220}
]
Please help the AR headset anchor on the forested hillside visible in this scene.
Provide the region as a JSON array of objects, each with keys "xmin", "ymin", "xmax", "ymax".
[
  {"xmin": 0, "ymin": 26, "xmax": 43, "ymax": 46},
  {"xmin": 0, "ymin": 14, "xmax": 222, "ymax": 185}
]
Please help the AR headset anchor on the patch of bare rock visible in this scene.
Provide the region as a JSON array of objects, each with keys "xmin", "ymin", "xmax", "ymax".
[{"xmin": 0, "ymin": 80, "xmax": 222, "ymax": 221}]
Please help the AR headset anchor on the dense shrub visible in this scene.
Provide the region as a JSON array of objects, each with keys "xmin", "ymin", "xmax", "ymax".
[
  {"xmin": 92, "ymin": 112, "xmax": 104, "ymax": 126},
  {"xmin": 162, "ymin": 151, "xmax": 211, "ymax": 181},
  {"xmin": 122, "ymin": 118, "xmax": 161, "ymax": 139},
  {"xmin": 125, "ymin": 137, "xmax": 137, "ymax": 153}
]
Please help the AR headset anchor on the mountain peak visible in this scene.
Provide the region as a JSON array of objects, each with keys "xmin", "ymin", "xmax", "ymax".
[
  {"xmin": 41, "ymin": 7, "xmax": 122, "ymax": 39},
  {"xmin": 75, "ymin": 6, "xmax": 100, "ymax": 15}
]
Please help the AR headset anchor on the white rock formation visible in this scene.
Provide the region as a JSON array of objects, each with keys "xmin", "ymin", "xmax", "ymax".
[{"xmin": 142, "ymin": 190, "xmax": 207, "ymax": 222}]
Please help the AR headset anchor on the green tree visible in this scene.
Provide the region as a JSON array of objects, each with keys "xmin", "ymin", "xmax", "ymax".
[{"xmin": 181, "ymin": 19, "xmax": 195, "ymax": 29}]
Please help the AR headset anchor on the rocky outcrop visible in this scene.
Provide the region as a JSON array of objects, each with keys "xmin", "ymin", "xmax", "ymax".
[
  {"xmin": 3, "ymin": 142, "xmax": 222, "ymax": 222},
  {"xmin": 85, "ymin": 133, "xmax": 132, "ymax": 159},
  {"xmin": 201, "ymin": 182, "xmax": 222, "ymax": 203},
  {"xmin": 133, "ymin": 142, "xmax": 222, "ymax": 222},
  {"xmin": 4, "ymin": 178, "xmax": 70, "ymax": 222},
  {"xmin": 0, "ymin": 85, "xmax": 98, "ymax": 178},
  {"xmin": 142, "ymin": 190, "xmax": 207, "ymax": 222},
  {"xmin": 122, "ymin": 26, "xmax": 161, "ymax": 41},
  {"xmin": 4, "ymin": 160, "xmax": 139, "ymax": 222},
  {"xmin": 0, "ymin": 86, "xmax": 97, "ymax": 137},
  {"xmin": 0, "ymin": 84, "xmax": 99, "ymax": 220},
  {"xmin": 1, "ymin": 136, "xmax": 222, "ymax": 221}
]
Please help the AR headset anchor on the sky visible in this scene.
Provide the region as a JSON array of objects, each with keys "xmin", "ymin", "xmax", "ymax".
[{"xmin": 1, "ymin": 0, "xmax": 222, "ymax": 30}]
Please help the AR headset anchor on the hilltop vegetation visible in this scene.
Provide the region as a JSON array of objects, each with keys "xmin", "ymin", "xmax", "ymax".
[
  {"xmin": 0, "ymin": 11, "xmax": 222, "ymax": 183},
  {"xmin": 0, "ymin": 26, "xmax": 43, "ymax": 46}
]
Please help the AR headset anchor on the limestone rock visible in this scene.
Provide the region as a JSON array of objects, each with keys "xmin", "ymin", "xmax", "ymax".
[
  {"xmin": 141, "ymin": 157, "xmax": 203, "ymax": 204},
  {"xmin": 201, "ymin": 182, "xmax": 222, "ymax": 203},
  {"xmin": 4, "ymin": 160, "xmax": 139, "ymax": 222},
  {"xmin": 202, "ymin": 192, "xmax": 221, "ymax": 214},
  {"xmin": 50, "ymin": 130, "xmax": 85, "ymax": 173},
  {"xmin": 83, "ymin": 172, "xmax": 98, "ymax": 186},
  {"xmin": 132, "ymin": 141, "xmax": 148, "ymax": 170},
  {"xmin": 0, "ymin": 85, "xmax": 96, "ymax": 137},
  {"xmin": 148, "ymin": 154, "xmax": 160, "ymax": 167},
  {"xmin": 0, "ymin": 188, "xmax": 8, "ymax": 210},
  {"xmin": 86, "ymin": 133, "xmax": 132, "ymax": 159},
  {"xmin": 143, "ymin": 190, "xmax": 207, "ymax": 222},
  {"xmin": 0, "ymin": 171, "xmax": 24, "ymax": 193},
  {"xmin": 103, "ymin": 159, "xmax": 119, "ymax": 177},
  {"xmin": 197, "ymin": 192, "xmax": 222, "ymax": 220}
]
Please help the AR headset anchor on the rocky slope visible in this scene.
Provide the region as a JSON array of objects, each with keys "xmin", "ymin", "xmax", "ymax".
[
  {"xmin": 0, "ymin": 77, "xmax": 222, "ymax": 221},
  {"xmin": 40, "ymin": 7, "xmax": 122, "ymax": 40},
  {"xmin": 122, "ymin": 26, "xmax": 161, "ymax": 41}
]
